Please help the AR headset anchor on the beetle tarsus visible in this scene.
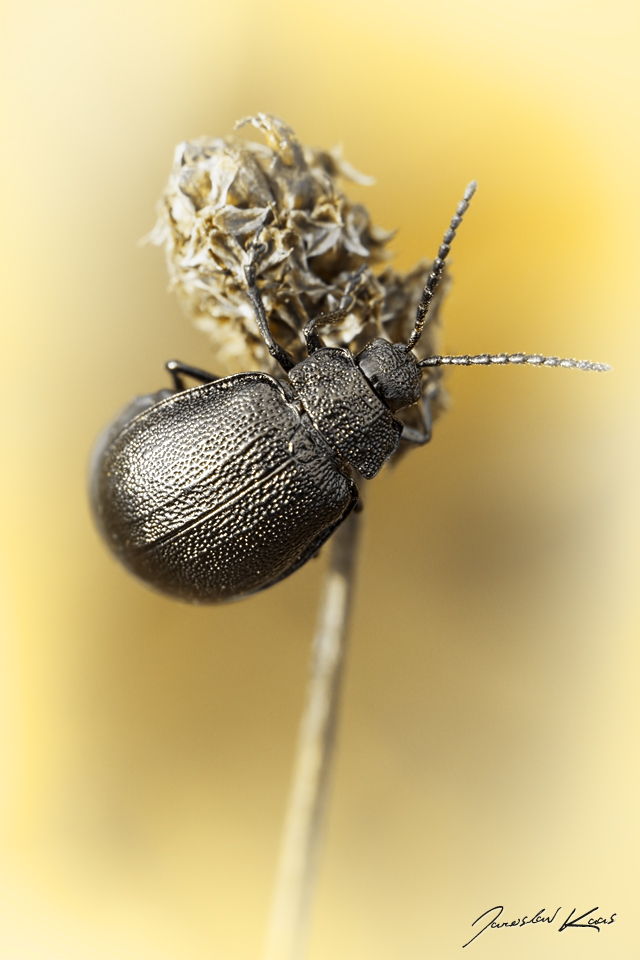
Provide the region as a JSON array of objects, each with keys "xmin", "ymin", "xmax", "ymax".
[
  {"xmin": 303, "ymin": 309, "xmax": 348, "ymax": 354},
  {"xmin": 302, "ymin": 265, "xmax": 369, "ymax": 354}
]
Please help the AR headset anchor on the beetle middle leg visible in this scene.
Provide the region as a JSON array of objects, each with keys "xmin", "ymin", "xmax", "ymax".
[{"xmin": 165, "ymin": 360, "xmax": 219, "ymax": 392}]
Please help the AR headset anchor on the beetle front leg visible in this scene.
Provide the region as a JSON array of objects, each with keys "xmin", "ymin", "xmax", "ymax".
[
  {"xmin": 244, "ymin": 239, "xmax": 296, "ymax": 374},
  {"xmin": 401, "ymin": 394, "xmax": 433, "ymax": 446}
]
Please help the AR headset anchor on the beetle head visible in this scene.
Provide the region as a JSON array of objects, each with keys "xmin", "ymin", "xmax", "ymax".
[{"xmin": 356, "ymin": 339, "xmax": 422, "ymax": 411}]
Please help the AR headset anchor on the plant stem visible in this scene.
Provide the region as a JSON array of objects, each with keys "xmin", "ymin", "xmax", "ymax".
[{"xmin": 262, "ymin": 499, "xmax": 365, "ymax": 960}]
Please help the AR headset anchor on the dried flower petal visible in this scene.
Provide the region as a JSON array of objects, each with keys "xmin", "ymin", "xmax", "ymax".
[{"xmin": 151, "ymin": 113, "xmax": 448, "ymax": 437}]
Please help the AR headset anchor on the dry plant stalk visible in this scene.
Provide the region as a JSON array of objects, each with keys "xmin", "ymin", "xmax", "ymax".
[
  {"xmin": 150, "ymin": 113, "xmax": 450, "ymax": 959},
  {"xmin": 148, "ymin": 113, "xmax": 609, "ymax": 960},
  {"xmin": 262, "ymin": 500, "xmax": 364, "ymax": 960}
]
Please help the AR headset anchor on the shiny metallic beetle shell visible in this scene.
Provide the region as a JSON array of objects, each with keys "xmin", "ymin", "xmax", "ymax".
[
  {"xmin": 90, "ymin": 177, "xmax": 605, "ymax": 605},
  {"xmin": 90, "ymin": 349, "xmax": 408, "ymax": 603},
  {"xmin": 90, "ymin": 180, "xmax": 483, "ymax": 603}
]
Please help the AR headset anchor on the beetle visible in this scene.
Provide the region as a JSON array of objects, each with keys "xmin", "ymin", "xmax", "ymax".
[{"xmin": 90, "ymin": 182, "xmax": 607, "ymax": 603}]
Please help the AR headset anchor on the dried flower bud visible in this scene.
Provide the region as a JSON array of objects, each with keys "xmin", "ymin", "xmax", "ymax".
[{"xmin": 150, "ymin": 113, "xmax": 448, "ymax": 437}]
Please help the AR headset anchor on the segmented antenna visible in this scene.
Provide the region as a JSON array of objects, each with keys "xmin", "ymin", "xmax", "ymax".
[
  {"xmin": 419, "ymin": 353, "xmax": 610, "ymax": 372},
  {"xmin": 406, "ymin": 180, "xmax": 477, "ymax": 352}
]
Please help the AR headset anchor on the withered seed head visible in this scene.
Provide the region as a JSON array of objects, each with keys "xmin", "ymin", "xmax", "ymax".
[{"xmin": 150, "ymin": 113, "xmax": 448, "ymax": 431}]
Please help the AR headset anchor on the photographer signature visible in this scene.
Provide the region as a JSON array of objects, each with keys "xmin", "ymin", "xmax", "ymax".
[{"xmin": 462, "ymin": 905, "xmax": 616, "ymax": 948}]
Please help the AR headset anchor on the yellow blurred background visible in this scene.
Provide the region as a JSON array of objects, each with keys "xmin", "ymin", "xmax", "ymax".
[{"xmin": 0, "ymin": 0, "xmax": 638, "ymax": 957}]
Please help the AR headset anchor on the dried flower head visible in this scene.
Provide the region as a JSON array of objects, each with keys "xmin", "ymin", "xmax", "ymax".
[{"xmin": 150, "ymin": 113, "xmax": 449, "ymax": 439}]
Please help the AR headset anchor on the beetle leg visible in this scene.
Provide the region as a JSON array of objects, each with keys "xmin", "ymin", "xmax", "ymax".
[
  {"xmin": 401, "ymin": 394, "xmax": 433, "ymax": 445},
  {"xmin": 303, "ymin": 308, "xmax": 348, "ymax": 354},
  {"xmin": 303, "ymin": 265, "xmax": 368, "ymax": 355},
  {"xmin": 166, "ymin": 360, "xmax": 219, "ymax": 392},
  {"xmin": 245, "ymin": 240, "xmax": 296, "ymax": 374}
]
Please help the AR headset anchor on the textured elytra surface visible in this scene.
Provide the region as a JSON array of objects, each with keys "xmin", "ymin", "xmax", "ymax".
[
  {"xmin": 288, "ymin": 348, "xmax": 402, "ymax": 479},
  {"xmin": 92, "ymin": 374, "xmax": 357, "ymax": 602}
]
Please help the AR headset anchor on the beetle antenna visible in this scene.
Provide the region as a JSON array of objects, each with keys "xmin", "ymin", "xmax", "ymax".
[
  {"xmin": 245, "ymin": 232, "xmax": 297, "ymax": 374},
  {"xmin": 406, "ymin": 181, "xmax": 477, "ymax": 353},
  {"xmin": 418, "ymin": 353, "xmax": 610, "ymax": 372}
]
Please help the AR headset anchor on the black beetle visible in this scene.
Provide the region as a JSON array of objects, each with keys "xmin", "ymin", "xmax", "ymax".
[{"xmin": 90, "ymin": 182, "xmax": 607, "ymax": 603}]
